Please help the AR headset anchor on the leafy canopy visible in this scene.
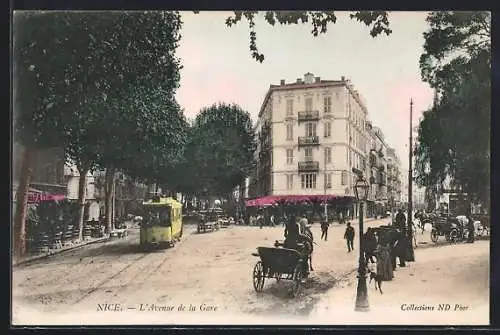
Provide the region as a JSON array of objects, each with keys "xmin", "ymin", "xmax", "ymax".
[
  {"xmin": 414, "ymin": 11, "xmax": 490, "ymax": 206},
  {"xmin": 183, "ymin": 103, "xmax": 257, "ymax": 197},
  {"xmin": 14, "ymin": 11, "xmax": 186, "ymax": 182},
  {"xmin": 195, "ymin": 11, "xmax": 392, "ymax": 63}
]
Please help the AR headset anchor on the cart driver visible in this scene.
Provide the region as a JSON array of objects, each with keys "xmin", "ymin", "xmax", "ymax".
[
  {"xmin": 283, "ymin": 214, "xmax": 311, "ymax": 271},
  {"xmin": 284, "ymin": 215, "xmax": 312, "ymax": 251}
]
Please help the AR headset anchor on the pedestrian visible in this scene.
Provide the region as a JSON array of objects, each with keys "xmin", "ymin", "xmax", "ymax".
[
  {"xmin": 395, "ymin": 209, "xmax": 406, "ymax": 231},
  {"xmin": 321, "ymin": 216, "xmax": 329, "ymax": 241},
  {"xmin": 259, "ymin": 214, "xmax": 263, "ymax": 229},
  {"xmin": 299, "ymin": 214, "xmax": 308, "ymax": 234},
  {"xmin": 270, "ymin": 214, "xmax": 275, "ymax": 227},
  {"xmin": 344, "ymin": 222, "xmax": 355, "ymax": 252},
  {"xmin": 467, "ymin": 207, "xmax": 475, "ymax": 243}
]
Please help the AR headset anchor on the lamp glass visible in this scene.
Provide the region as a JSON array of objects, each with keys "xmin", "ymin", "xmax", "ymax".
[{"xmin": 354, "ymin": 179, "xmax": 369, "ymax": 201}]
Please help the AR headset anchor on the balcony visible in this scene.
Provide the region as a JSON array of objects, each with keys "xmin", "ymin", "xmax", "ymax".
[
  {"xmin": 298, "ymin": 136, "xmax": 320, "ymax": 147},
  {"xmin": 298, "ymin": 110, "xmax": 320, "ymax": 122},
  {"xmin": 298, "ymin": 160, "xmax": 320, "ymax": 172}
]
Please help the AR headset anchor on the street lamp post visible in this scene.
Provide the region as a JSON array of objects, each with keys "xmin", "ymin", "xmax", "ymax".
[
  {"xmin": 406, "ymin": 99, "xmax": 415, "ymax": 262},
  {"xmin": 352, "ymin": 167, "xmax": 370, "ymax": 312},
  {"xmin": 323, "ymin": 150, "xmax": 328, "ymax": 220}
]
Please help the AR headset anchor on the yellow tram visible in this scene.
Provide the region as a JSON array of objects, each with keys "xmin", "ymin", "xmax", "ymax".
[{"xmin": 140, "ymin": 196, "xmax": 183, "ymax": 248}]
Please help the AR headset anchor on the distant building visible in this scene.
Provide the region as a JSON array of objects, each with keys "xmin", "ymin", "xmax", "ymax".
[
  {"xmin": 13, "ymin": 142, "xmax": 148, "ymax": 221},
  {"xmin": 386, "ymin": 147, "xmax": 402, "ymax": 208}
]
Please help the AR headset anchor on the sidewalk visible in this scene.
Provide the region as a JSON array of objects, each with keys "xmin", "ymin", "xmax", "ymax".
[
  {"xmin": 13, "ymin": 235, "xmax": 111, "ymax": 267},
  {"xmin": 309, "ymin": 240, "xmax": 490, "ymax": 325}
]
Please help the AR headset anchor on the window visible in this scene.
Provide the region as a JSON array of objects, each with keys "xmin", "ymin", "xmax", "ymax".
[
  {"xmin": 341, "ymin": 171, "xmax": 348, "ymax": 185},
  {"xmin": 324, "ymin": 97, "xmax": 332, "ymax": 114},
  {"xmin": 286, "ymin": 123, "xmax": 293, "ymax": 140},
  {"xmin": 286, "ymin": 99, "xmax": 294, "ymax": 115},
  {"xmin": 286, "ymin": 149, "xmax": 294, "ymax": 164},
  {"xmin": 306, "ymin": 122, "xmax": 317, "ymax": 137},
  {"xmin": 305, "ymin": 98, "xmax": 313, "ymax": 111},
  {"xmin": 286, "ymin": 175, "xmax": 293, "ymax": 189},
  {"xmin": 324, "ymin": 147, "xmax": 332, "ymax": 164},
  {"xmin": 305, "ymin": 147, "xmax": 313, "ymax": 161},
  {"xmin": 324, "ymin": 121, "xmax": 331, "ymax": 138},
  {"xmin": 301, "ymin": 173, "xmax": 317, "ymax": 189},
  {"xmin": 325, "ymin": 173, "xmax": 332, "ymax": 189}
]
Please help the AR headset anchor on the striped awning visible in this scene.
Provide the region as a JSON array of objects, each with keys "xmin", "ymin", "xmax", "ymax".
[
  {"xmin": 245, "ymin": 194, "xmax": 353, "ymax": 207},
  {"xmin": 12, "ymin": 186, "xmax": 66, "ymax": 203}
]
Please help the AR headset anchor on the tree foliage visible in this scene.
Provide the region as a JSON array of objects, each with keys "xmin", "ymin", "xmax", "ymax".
[
  {"xmin": 414, "ymin": 11, "xmax": 491, "ymax": 206},
  {"xmin": 195, "ymin": 11, "xmax": 392, "ymax": 63},
  {"xmin": 183, "ymin": 103, "xmax": 256, "ymax": 197},
  {"xmin": 419, "ymin": 11, "xmax": 490, "ymax": 89},
  {"xmin": 13, "ymin": 12, "xmax": 74, "ymax": 149},
  {"xmin": 13, "ymin": 11, "xmax": 186, "ymax": 245}
]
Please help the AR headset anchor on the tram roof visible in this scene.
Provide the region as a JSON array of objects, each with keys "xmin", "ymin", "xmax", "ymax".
[{"xmin": 142, "ymin": 197, "xmax": 182, "ymax": 208}]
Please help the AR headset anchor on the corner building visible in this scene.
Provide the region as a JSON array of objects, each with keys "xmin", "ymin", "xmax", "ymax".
[{"xmin": 252, "ymin": 73, "xmax": 369, "ymax": 214}]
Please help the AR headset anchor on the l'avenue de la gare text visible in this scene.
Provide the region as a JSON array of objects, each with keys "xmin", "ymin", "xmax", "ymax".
[{"xmin": 400, "ymin": 304, "xmax": 470, "ymax": 312}]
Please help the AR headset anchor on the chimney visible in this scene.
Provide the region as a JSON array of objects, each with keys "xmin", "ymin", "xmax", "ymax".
[
  {"xmin": 341, "ymin": 76, "xmax": 345, "ymax": 81},
  {"xmin": 296, "ymin": 78, "xmax": 302, "ymax": 84},
  {"xmin": 280, "ymin": 79, "xmax": 285, "ymax": 86},
  {"xmin": 304, "ymin": 72, "xmax": 314, "ymax": 84},
  {"xmin": 315, "ymin": 77, "xmax": 321, "ymax": 83}
]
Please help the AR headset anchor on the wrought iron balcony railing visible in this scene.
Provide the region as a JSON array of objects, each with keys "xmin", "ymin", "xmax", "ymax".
[
  {"xmin": 298, "ymin": 110, "xmax": 320, "ymax": 122},
  {"xmin": 298, "ymin": 136, "xmax": 320, "ymax": 147},
  {"xmin": 298, "ymin": 160, "xmax": 320, "ymax": 172}
]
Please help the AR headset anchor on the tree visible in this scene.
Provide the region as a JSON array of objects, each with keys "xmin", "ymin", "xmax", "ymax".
[
  {"xmin": 186, "ymin": 103, "xmax": 256, "ymax": 199},
  {"xmin": 13, "ymin": 11, "xmax": 185, "ymax": 251},
  {"xmin": 419, "ymin": 11, "xmax": 491, "ymax": 90},
  {"xmin": 217, "ymin": 11, "xmax": 392, "ymax": 62},
  {"xmin": 13, "ymin": 12, "xmax": 83, "ymax": 258},
  {"xmin": 414, "ymin": 11, "xmax": 490, "ymax": 207}
]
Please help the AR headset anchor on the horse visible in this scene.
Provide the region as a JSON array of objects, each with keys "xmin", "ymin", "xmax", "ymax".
[{"xmin": 363, "ymin": 228, "xmax": 378, "ymax": 264}]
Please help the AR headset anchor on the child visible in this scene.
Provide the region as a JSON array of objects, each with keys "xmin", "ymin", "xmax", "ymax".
[{"xmin": 344, "ymin": 222, "xmax": 355, "ymax": 252}]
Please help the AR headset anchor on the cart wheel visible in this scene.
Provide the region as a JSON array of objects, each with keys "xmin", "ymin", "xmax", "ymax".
[
  {"xmin": 430, "ymin": 229, "xmax": 439, "ymax": 243},
  {"xmin": 291, "ymin": 263, "xmax": 303, "ymax": 298},
  {"xmin": 253, "ymin": 261, "xmax": 265, "ymax": 292},
  {"xmin": 450, "ymin": 229, "xmax": 458, "ymax": 243}
]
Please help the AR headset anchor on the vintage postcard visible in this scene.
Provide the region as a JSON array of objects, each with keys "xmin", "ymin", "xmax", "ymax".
[{"xmin": 11, "ymin": 10, "xmax": 490, "ymax": 326}]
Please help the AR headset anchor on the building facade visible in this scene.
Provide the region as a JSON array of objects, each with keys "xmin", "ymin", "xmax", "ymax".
[
  {"xmin": 386, "ymin": 147, "xmax": 403, "ymax": 209},
  {"xmin": 250, "ymin": 73, "xmax": 371, "ymax": 217},
  {"xmin": 249, "ymin": 73, "xmax": 405, "ymax": 219}
]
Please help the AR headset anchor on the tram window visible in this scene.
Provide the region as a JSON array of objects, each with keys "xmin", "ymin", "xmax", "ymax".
[{"xmin": 160, "ymin": 210, "xmax": 171, "ymax": 226}]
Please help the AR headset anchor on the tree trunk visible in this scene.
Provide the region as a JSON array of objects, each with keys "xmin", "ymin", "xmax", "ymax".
[
  {"xmin": 112, "ymin": 175, "xmax": 116, "ymax": 227},
  {"xmin": 13, "ymin": 146, "xmax": 35, "ymax": 260},
  {"xmin": 104, "ymin": 168, "xmax": 115, "ymax": 233},
  {"xmin": 76, "ymin": 167, "xmax": 88, "ymax": 241}
]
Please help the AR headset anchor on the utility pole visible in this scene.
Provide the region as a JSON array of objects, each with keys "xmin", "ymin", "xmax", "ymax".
[
  {"xmin": 406, "ymin": 99, "xmax": 415, "ymax": 262},
  {"xmin": 323, "ymin": 148, "xmax": 328, "ymax": 220}
]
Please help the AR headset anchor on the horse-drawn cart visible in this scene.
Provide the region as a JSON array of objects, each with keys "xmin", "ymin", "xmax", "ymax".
[
  {"xmin": 430, "ymin": 216, "xmax": 465, "ymax": 243},
  {"xmin": 197, "ymin": 220, "xmax": 219, "ymax": 233},
  {"xmin": 251, "ymin": 245, "xmax": 310, "ymax": 297}
]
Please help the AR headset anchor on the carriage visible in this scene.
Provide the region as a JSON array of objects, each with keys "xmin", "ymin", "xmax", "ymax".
[
  {"xmin": 430, "ymin": 215, "xmax": 466, "ymax": 243},
  {"xmin": 197, "ymin": 210, "xmax": 221, "ymax": 233},
  {"xmin": 251, "ymin": 245, "xmax": 310, "ymax": 297}
]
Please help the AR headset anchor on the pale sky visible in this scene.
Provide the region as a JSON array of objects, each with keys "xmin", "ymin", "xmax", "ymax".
[{"xmin": 175, "ymin": 11, "xmax": 435, "ymax": 170}]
